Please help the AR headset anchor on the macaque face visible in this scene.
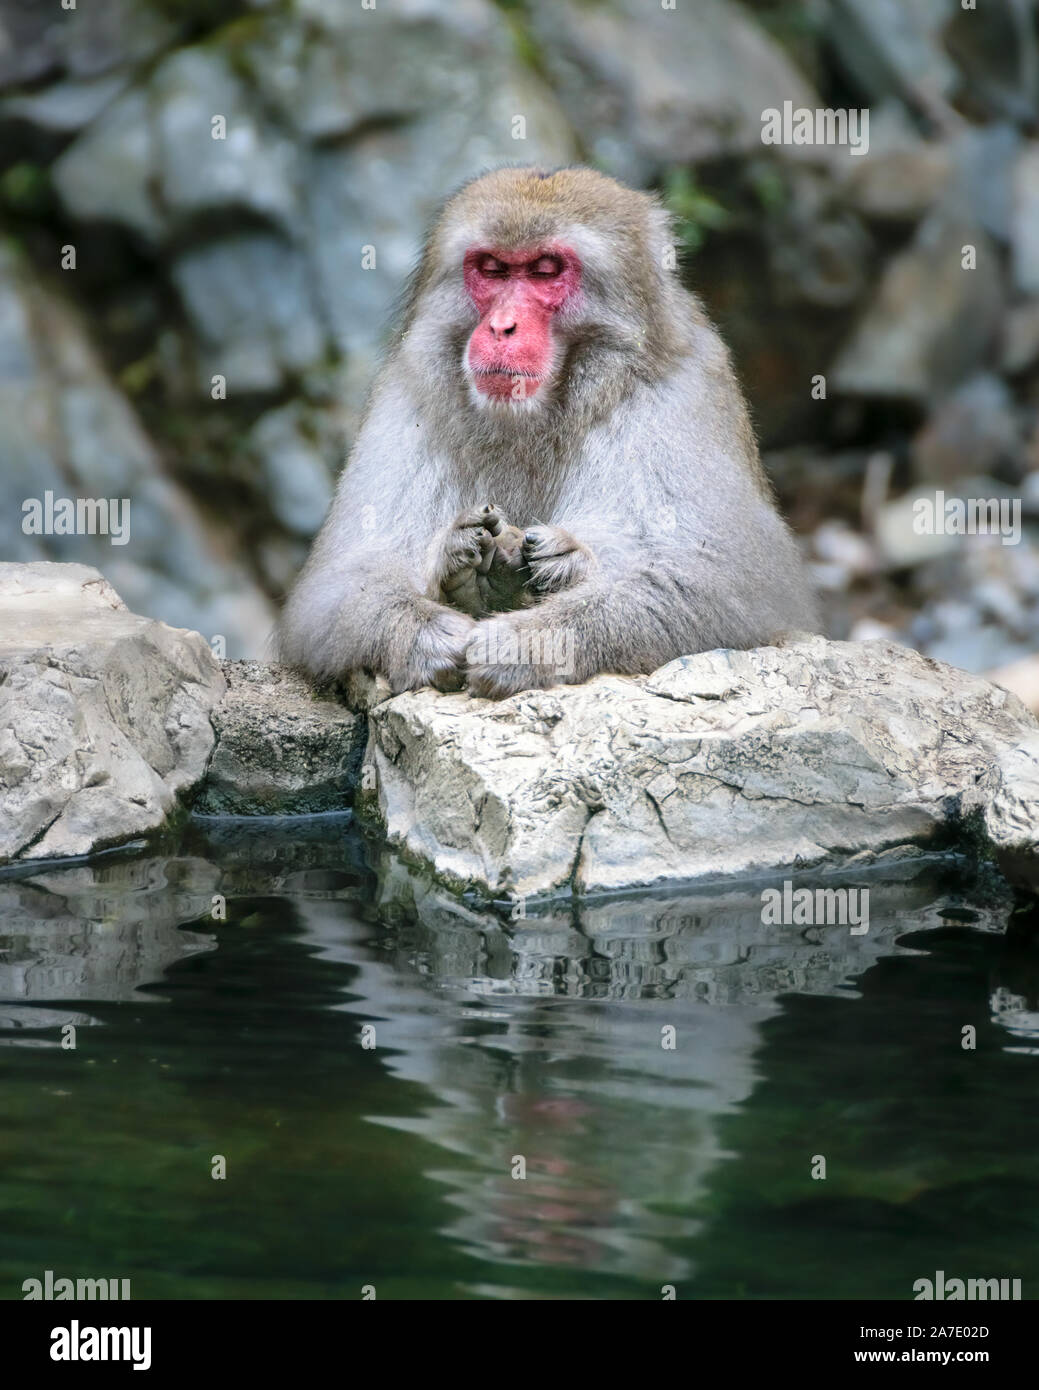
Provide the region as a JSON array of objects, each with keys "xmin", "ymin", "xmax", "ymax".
[{"xmin": 463, "ymin": 245, "xmax": 582, "ymax": 404}]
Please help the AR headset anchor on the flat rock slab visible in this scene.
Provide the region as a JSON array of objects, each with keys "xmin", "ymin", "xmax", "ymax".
[
  {"xmin": 0, "ymin": 562, "xmax": 225, "ymax": 864},
  {"xmin": 363, "ymin": 637, "xmax": 1039, "ymax": 899},
  {"xmin": 191, "ymin": 660, "xmax": 364, "ymax": 815}
]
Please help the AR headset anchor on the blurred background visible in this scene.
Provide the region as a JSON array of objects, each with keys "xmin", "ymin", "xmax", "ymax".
[{"xmin": 1, "ymin": 0, "xmax": 1038, "ymax": 696}]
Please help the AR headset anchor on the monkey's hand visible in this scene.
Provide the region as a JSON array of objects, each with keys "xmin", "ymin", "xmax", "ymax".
[
  {"xmin": 463, "ymin": 615, "xmax": 570, "ymax": 700},
  {"xmin": 389, "ymin": 604, "xmax": 476, "ymax": 694},
  {"xmin": 521, "ymin": 524, "xmax": 595, "ymax": 594},
  {"xmin": 433, "ymin": 505, "xmax": 531, "ymax": 616}
]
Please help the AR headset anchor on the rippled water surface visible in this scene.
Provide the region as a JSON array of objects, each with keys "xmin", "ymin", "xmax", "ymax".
[{"xmin": 1, "ymin": 816, "xmax": 1036, "ymax": 1300}]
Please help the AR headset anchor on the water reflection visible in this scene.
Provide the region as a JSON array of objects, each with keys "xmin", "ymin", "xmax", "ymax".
[{"xmin": 0, "ymin": 818, "xmax": 1035, "ymax": 1299}]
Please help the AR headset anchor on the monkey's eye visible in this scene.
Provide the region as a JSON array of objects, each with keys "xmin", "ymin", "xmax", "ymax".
[
  {"xmin": 529, "ymin": 256, "xmax": 563, "ymax": 278},
  {"xmin": 477, "ymin": 255, "xmax": 509, "ymax": 278}
]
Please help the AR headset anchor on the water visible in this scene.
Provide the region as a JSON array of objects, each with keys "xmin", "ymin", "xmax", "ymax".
[{"xmin": 1, "ymin": 815, "xmax": 1036, "ymax": 1301}]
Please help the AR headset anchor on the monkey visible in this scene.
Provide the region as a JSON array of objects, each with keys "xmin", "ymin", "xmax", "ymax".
[{"xmin": 277, "ymin": 165, "xmax": 819, "ymax": 698}]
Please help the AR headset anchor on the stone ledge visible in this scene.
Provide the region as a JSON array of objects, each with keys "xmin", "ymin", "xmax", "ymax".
[
  {"xmin": 190, "ymin": 660, "xmax": 365, "ymax": 816},
  {"xmin": 4, "ymin": 564, "xmax": 1039, "ymax": 898},
  {"xmin": 360, "ymin": 637, "xmax": 1039, "ymax": 898}
]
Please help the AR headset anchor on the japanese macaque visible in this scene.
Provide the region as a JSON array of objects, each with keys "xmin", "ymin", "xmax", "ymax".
[{"xmin": 278, "ymin": 166, "xmax": 818, "ymax": 698}]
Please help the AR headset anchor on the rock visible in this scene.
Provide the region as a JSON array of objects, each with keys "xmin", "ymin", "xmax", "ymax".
[
  {"xmin": 951, "ymin": 122, "xmax": 1020, "ymax": 244},
  {"xmin": 907, "ymin": 531, "xmax": 1039, "ymax": 674},
  {"xmin": 240, "ymin": 0, "xmax": 533, "ymax": 143},
  {"xmin": 911, "ymin": 374, "xmax": 1020, "ymax": 482},
  {"xmin": 944, "ymin": 0, "xmax": 1039, "ymax": 126},
  {"xmin": 51, "ymin": 86, "xmax": 163, "ymax": 243},
  {"xmin": 526, "ymin": 0, "xmax": 818, "ymax": 184},
  {"xmin": 0, "ymin": 242, "xmax": 276, "ymax": 655},
  {"xmin": 874, "ymin": 476, "xmax": 1020, "ymax": 569},
  {"xmin": 832, "ymin": 209, "xmax": 1003, "ymax": 401},
  {"xmin": 152, "ymin": 47, "xmax": 299, "ymax": 233},
  {"xmin": 824, "ymin": 0, "xmax": 957, "ymax": 113},
  {"xmin": 1011, "ymin": 142, "xmax": 1039, "ymax": 296},
  {"xmin": 1001, "ymin": 300, "xmax": 1039, "ymax": 374},
  {"xmin": 966, "ymin": 736, "xmax": 1039, "ymax": 890},
  {"xmin": 361, "ymin": 637, "xmax": 1039, "ymax": 899},
  {"xmin": 848, "ymin": 618, "xmax": 901, "ymax": 643},
  {"xmin": 0, "ymin": 563, "xmax": 225, "ymax": 865},
  {"xmin": 44, "ymin": 0, "xmax": 176, "ymax": 83},
  {"xmin": 246, "ymin": 403, "xmax": 334, "ymax": 537},
  {"xmin": 1, "ymin": 72, "xmax": 129, "ymax": 135},
  {"xmin": 811, "ymin": 520, "xmax": 880, "ymax": 579},
  {"xmin": 191, "ymin": 661, "xmax": 364, "ymax": 816},
  {"xmin": 170, "ymin": 232, "xmax": 326, "ymax": 394},
  {"xmin": 840, "ymin": 104, "xmax": 953, "ymax": 222},
  {"xmin": 0, "ymin": 0, "xmax": 175, "ymax": 93}
]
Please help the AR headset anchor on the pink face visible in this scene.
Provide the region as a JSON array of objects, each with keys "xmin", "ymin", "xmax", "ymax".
[{"xmin": 464, "ymin": 245, "xmax": 582, "ymax": 402}]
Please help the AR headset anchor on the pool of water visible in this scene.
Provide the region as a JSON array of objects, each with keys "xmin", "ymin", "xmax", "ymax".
[{"xmin": 1, "ymin": 815, "xmax": 1036, "ymax": 1300}]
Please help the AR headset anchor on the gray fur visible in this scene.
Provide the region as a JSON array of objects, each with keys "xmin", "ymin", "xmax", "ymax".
[{"xmin": 278, "ymin": 168, "xmax": 818, "ymax": 698}]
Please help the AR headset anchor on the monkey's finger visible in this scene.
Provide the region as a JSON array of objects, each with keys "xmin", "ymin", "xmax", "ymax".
[
  {"xmin": 480, "ymin": 504, "xmax": 506, "ymax": 537},
  {"xmin": 475, "ymin": 529, "xmax": 496, "ymax": 573},
  {"xmin": 522, "ymin": 525, "xmax": 576, "ymax": 559},
  {"xmin": 452, "ymin": 506, "xmax": 496, "ymax": 532}
]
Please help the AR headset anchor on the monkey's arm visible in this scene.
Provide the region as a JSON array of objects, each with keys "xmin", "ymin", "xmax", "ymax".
[
  {"xmin": 276, "ymin": 382, "xmax": 475, "ymax": 692},
  {"xmin": 466, "ymin": 369, "xmax": 818, "ymax": 698}
]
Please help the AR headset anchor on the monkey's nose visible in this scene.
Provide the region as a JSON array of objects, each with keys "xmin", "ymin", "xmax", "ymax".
[{"xmin": 488, "ymin": 318, "xmax": 518, "ymax": 339}]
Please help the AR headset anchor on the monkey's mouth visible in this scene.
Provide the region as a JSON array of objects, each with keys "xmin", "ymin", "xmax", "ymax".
[{"xmin": 471, "ymin": 367, "xmax": 545, "ymax": 401}]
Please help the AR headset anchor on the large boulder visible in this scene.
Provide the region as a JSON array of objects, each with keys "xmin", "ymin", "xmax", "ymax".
[
  {"xmin": 361, "ymin": 636, "xmax": 1039, "ymax": 899},
  {"xmin": 0, "ymin": 562, "xmax": 225, "ymax": 864}
]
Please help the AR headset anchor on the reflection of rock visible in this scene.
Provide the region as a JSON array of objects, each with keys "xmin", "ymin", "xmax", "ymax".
[
  {"xmin": 191, "ymin": 661, "xmax": 365, "ymax": 816},
  {"xmin": 371, "ymin": 844, "xmax": 1010, "ymax": 1002},
  {"xmin": 990, "ymin": 987, "xmax": 1039, "ymax": 1053},
  {"xmin": 302, "ymin": 835, "xmax": 1010, "ymax": 1285},
  {"xmin": 0, "ymin": 862, "xmax": 217, "ymax": 1028},
  {"xmin": 0, "ymin": 816, "xmax": 1012, "ymax": 1285},
  {"xmin": 364, "ymin": 637, "xmax": 1039, "ymax": 899},
  {"xmin": 0, "ymin": 563, "xmax": 225, "ymax": 864}
]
